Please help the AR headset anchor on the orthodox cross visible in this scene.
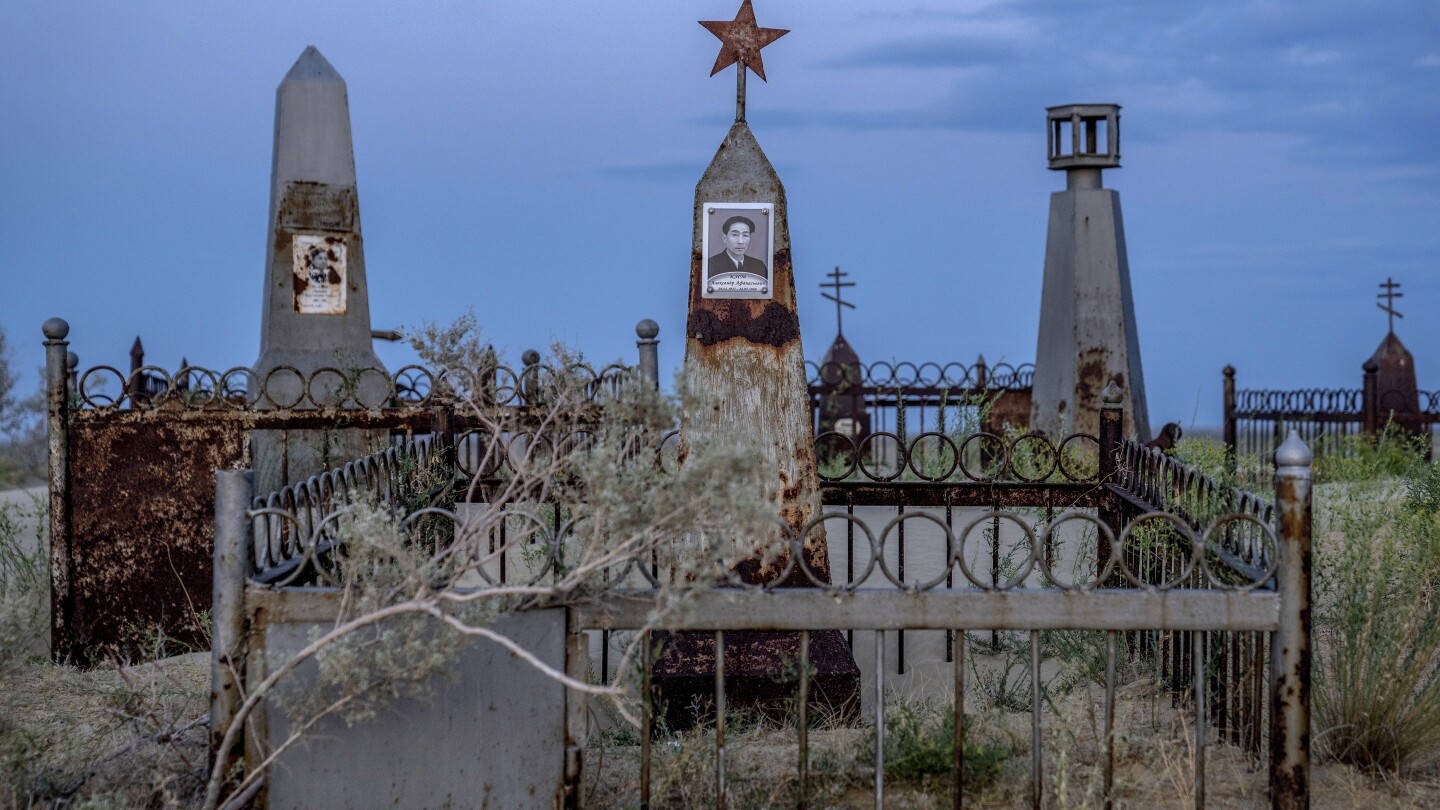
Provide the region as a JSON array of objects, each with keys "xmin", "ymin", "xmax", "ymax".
[
  {"xmin": 1377, "ymin": 277, "xmax": 1403, "ymax": 333},
  {"xmin": 699, "ymin": 0, "xmax": 788, "ymax": 123},
  {"xmin": 820, "ymin": 266, "xmax": 855, "ymax": 335}
]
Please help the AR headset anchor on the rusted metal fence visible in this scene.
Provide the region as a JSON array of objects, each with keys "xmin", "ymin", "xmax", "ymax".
[
  {"xmin": 1223, "ymin": 365, "xmax": 1439, "ymax": 462},
  {"xmin": 213, "ymin": 389, "xmax": 1310, "ymax": 808},
  {"xmin": 43, "ymin": 316, "xmax": 635, "ymax": 664},
  {"xmin": 807, "ymin": 358, "xmax": 1034, "ymax": 450}
]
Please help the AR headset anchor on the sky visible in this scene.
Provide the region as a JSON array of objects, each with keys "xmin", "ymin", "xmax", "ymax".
[{"xmin": 1, "ymin": 0, "xmax": 1437, "ymax": 428}]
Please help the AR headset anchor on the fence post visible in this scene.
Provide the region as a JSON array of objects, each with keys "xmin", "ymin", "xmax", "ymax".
[
  {"xmin": 1270, "ymin": 430, "xmax": 1311, "ymax": 809},
  {"xmin": 1361, "ymin": 359, "xmax": 1379, "ymax": 437},
  {"xmin": 43, "ymin": 318, "xmax": 72, "ymax": 659},
  {"xmin": 635, "ymin": 319, "xmax": 660, "ymax": 391},
  {"xmin": 1097, "ymin": 382, "xmax": 1124, "ymax": 579},
  {"xmin": 1222, "ymin": 365, "xmax": 1237, "ymax": 463},
  {"xmin": 211, "ymin": 469, "xmax": 253, "ymax": 779}
]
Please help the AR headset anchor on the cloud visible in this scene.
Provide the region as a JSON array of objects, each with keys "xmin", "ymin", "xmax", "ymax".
[
  {"xmin": 826, "ymin": 37, "xmax": 1021, "ymax": 70},
  {"xmin": 755, "ymin": 0, "xmax": 1439, "ymax": 176}
]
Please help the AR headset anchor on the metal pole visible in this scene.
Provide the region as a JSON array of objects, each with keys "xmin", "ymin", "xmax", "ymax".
[
  {"xmin": 636, "ymin": 320, "xmax": 660, "ymax": 391},
  {"xmin": 564, "ymin": 609, "xmax": 587, "ymax": 810},
  {"xmin": 43, "ymin": 318, "xmax": 71, "ymax": 660},
  {"xmin": 1098, "ymin": 383, "xmax": 1124, "ymax": 581},
  {"xmin": 1222, "ymin": 366, "xmax": 1237, "ymax": 466},
  {"xmin": 211, "ymin": 470, "xmax": 254, "ymax": 773},
  {"xmin": 797, "ymin": 629, "xmax": 810, "ymax": 810},
  {"xmin": 1362, "ymin": 359, "xmax": 1379, "ymax": 438},
  {"xmin": 715, "ymin": 630, "xmax": 727, "ymax": 810},
  {"xmin": 1270, "ymin": 430, "xmax": 1312, "ymax": 810}
]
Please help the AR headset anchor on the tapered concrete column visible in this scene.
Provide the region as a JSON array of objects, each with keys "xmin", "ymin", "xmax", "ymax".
[
  {"xmin": 683, "ymin": 120, "xmax": 826, "ymax": 583},
  {"xmin": 658, "ymin": 116, "xmax": 859, "ymax": 730},
  {"xmin": 253, "ymin": 47, "xmax": 386, "ymax": 494},
  {"xmin": 1031, "ymin": 104, "xmax": 1150, "ymax": 441}
]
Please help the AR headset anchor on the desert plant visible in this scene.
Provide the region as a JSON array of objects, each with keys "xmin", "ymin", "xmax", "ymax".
[
  {"xmin": 1313, "ymin": 455, "xmax": 1440, "ymax": 775},
  {"xmin": 869, "ymin": 693, "xmax": 1007, "ymax": 792},
  {"xmin": 204, "ymin": 321, "xmax": 780, "ymax": 810}
]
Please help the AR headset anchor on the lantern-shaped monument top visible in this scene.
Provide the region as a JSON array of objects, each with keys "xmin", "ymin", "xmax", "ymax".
[{"xmin": 1047, "ymin": 104, "xmax": 1121, "ymax": 171}]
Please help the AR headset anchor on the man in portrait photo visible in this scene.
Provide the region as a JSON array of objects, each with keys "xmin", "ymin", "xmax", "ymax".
[{"xmin": 707, "ymin": 215, "xmax": 769, "ymax": 279}]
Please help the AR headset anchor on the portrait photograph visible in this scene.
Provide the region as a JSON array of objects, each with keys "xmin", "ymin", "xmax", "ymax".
[
  {"xmin": 701, "ymin": 201, "xmax": 774, "ymax": 300},
  {"xmin": 292, "ymin": 233, "xmax": 348, "ymax": 315}
]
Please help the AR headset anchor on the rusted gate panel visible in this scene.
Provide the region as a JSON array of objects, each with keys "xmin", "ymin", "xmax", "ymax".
[{"xmin": 57, "ymin": 418, "xmax": 249, "ymax": 664}]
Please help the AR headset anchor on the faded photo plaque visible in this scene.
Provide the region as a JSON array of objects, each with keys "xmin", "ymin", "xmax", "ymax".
[
  {"xmin": 292, "ymin": 234, "xmax": 348, "ymax": 315},
  {"xmin": 702, "ymin": 202, "xmax": 774, "ymax": 300}
]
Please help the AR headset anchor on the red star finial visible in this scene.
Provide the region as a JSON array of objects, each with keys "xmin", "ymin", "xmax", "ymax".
[{"xmin": 699, "ymin": 0, "xmax": 788, "ymax": 82}]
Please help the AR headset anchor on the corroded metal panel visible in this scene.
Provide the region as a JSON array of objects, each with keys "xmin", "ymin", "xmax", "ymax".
[
  {"xmin": 59, "ymin": 419, "xmax": 247, "ymax": 664},
  {"xmin": 253, "ymin": 598, "xmax": 566, "ymax": 810}
]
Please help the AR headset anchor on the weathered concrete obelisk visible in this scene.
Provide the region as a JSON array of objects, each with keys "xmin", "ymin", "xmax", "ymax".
[
  {"xmin": 253, "ymin": 47, "xmax": 386, "ymax": 494},
  {"xmin": 654, "ymin": 0, "xmax": 859, "ymax": 729},
  {"xmin": 1030, "ymin": 104, "xmax": 1151, "ymax": 441}
]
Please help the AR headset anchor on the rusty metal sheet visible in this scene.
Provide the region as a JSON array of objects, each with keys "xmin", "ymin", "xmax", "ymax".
[{"xmin": 59, "ymin": 419, "xmax": 248, "ymax": 664}]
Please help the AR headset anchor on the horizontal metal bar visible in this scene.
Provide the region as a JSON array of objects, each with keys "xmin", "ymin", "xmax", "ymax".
[
  {"xmin": 71, "ymin": 407, "xmax": 433, "ymax": 431},
  {"xmin": 821, "ymin": 482, "xmax": 1101, "ymax": 508},
  {"xmin": 574, "ymin": 589, "xmax": 1279, "ymax": 633}
]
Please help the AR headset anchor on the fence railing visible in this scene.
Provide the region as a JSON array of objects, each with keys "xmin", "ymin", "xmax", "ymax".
[
  {"xmin": 1223, "ymin": 365, "xmax": 1439, "ymax": 463},
  {"xmin": 218, "ymin": 389, "xmax": 1310, "ymax": 808}
]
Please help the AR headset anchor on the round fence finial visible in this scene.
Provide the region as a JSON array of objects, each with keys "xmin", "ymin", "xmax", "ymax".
[
  {"xmin": 66, "ymin": 351, "xmax": 79, "ymax": 371},
  {"xmin": 1274, "ymin": 430, "xmax": 1313, "ymax": 468},
  {"xmin": 521, "ymin": 349, "xmax": 541, "ymax": 366},
  {"xmin": 1223, "ymin": 365, "xmax": 1235, "ymax": 377},
  {"xmin": 42, "ymin": 317, "xmax": 70, "ymax": 340},
  {"xmin": 636, "ymin": 319, "xmax": 660, "ymax": 340},
  {"xmin": 1101, "ymin": 381, "xmax": 1124, "ymax": 405}
]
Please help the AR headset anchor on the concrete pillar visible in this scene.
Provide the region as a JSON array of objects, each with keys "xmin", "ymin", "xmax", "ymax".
[
  {"xmin": 253, "ymin": 47, "xmax": 386, "ymax": 495},
  {"xmin": 658, "ymin": 117, "xmax": 859, "ymax": 730},
  {"xmin": 1030, "ymin": 104, "xmax": 1151, "ymax": 441},
  {"xmin": 683, "ymin": 119, "xmax": 826, "ymax": 584}
]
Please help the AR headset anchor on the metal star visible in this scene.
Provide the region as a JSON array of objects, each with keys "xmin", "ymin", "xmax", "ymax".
[{"xmin": 699, "ymin": 0, "xmax": 788, "ymax": 82}]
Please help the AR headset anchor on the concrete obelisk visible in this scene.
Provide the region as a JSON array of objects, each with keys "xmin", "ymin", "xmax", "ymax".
[
  {"xmin": 1030, "ymin": 104, "xmax": 1151, "ymax": 441},
  {"xmin": 253, "ymin": 47, "xmax": 386, "ymax": 494},
  {"xmin": 654, "ymin": 0, "xmax": 859, "ymax": 729}
]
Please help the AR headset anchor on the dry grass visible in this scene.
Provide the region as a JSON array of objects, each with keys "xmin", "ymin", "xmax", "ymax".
[
  {"xmin": 0, "ymin": 652, "xmax": 209, "ymax": 809},
  {"xmin": 584, "ymin": 678, "xmax": 1440, "ymax": 809}
]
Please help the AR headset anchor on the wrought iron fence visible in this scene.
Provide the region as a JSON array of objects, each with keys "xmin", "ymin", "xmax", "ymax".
[
  {"xmin": 1223, "ymin": 366, "xmax": 1439, "ymax": 463},
  {"xmin": 218, "ymin": 389, "xmax": 1309, "ymax": 808}
]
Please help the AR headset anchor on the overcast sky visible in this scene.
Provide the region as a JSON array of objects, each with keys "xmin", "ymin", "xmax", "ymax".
[{"xmin": 2, "ymin": 0, "xmax": 1436, "ymax": 427}]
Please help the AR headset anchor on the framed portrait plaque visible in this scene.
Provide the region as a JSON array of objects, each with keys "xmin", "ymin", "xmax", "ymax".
[
  {"xmin": 292, "ymin": 234, "xmax": 348, "ymax": 315},
  {"xmin": 701, "ymin": 201, "xmax": 774, "ymax": 300}
]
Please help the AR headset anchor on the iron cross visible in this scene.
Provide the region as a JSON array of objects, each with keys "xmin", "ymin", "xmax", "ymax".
[
  {"xmin": 1377, "ymin": 277, "xmax": 1404, "ymax": 333},
  {"xmin": 699, "ymin": 0, "xmax": 788, "ymax": 123},
  {"xmin": 820, "ymin": 266, "xmax": 856, "ymax": 335}
]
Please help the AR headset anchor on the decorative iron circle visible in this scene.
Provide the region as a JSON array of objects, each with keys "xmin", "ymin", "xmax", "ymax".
[
  {"xmin": 1115, "ymin": 512, "xmax": 1199, "ymax": 591},
  {"xmin": 78, "ymin": 365, "xmax": 125, "ymax": 408},
  {"xmin": 353, "ymin": 367, "xmax": 394, "ymax": 409},
  {"xmin": 1008, "ymin": 432, "xmax": 1059, "ymax": 483},
  {"xmin": 1035, "ymin": 511, "xmax": 1117, "ymax": 591},
  {"xmin": 957, "ymin": 432, "xmax": 1009, "ymax": 482},
  {"xmin": 306, "ymin": 366, "xmax": 351, "ymax": 408},
  {"xmin": 906, "ymin": 432, "xmax": 959, "ymax": 482},
  {"xmin": 219, "ymin": 367, "xmax": 261, "ymax": 409},
  {"xmin": 261, "ymin": 366, "xmax": 307, "ymax": 409},
  {"xmin": 1199, "ymin": 513, "xmax": 1278, "ymax": 591},
  {"xmin": 875, "ymin": 511, "xmax": 955, "ymax": 591},
  {"xmin": 795, "ymin": 512, "xmax": 875, "ymax": 592},
  {"xmin": 1057, "ymin": 433, "xmax": 1100, "ymax": 482},
  {"xmin": 955, "ymin": 510, "xmax": 1036, "ymax": 590},
  {"xmin": 814, "ymin": 431, "xmax": 859, "ymax": 481},
  {"xmin": 858, "ymin": 431, "xmax": 905, "ymax": 482}
]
